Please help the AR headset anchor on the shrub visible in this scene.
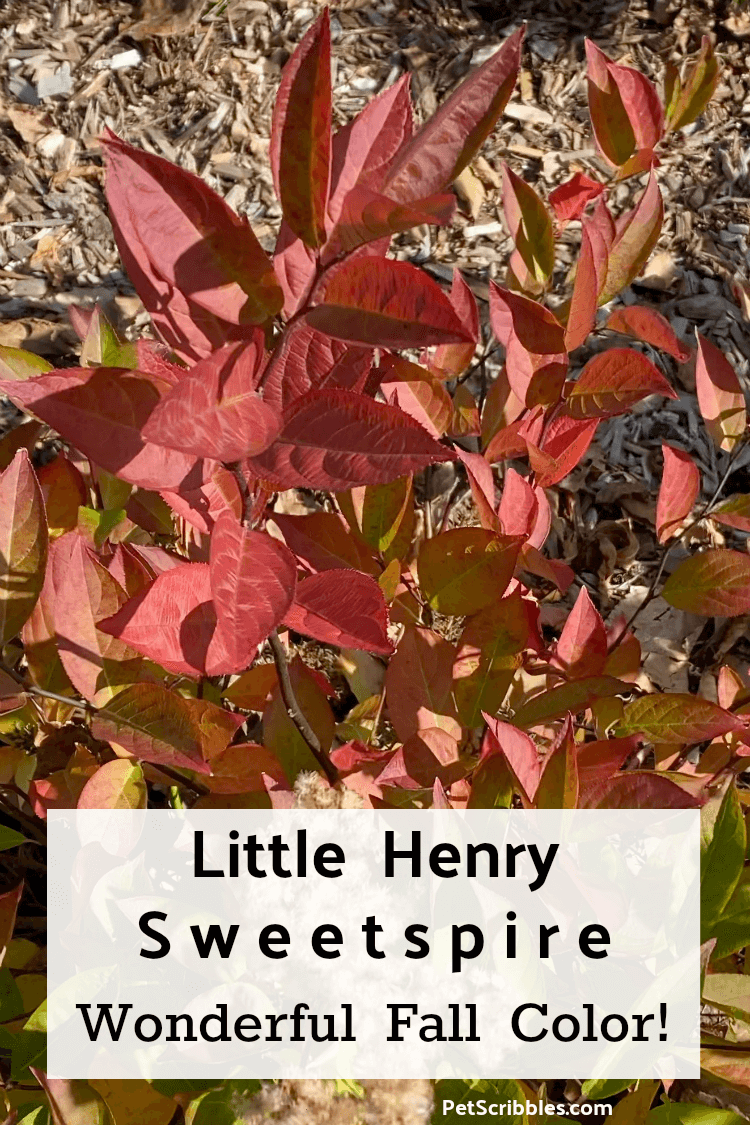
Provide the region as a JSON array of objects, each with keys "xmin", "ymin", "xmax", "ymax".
[{"xmin": 0, "ymin": 12, "xmax": 746, "ymax": 1122}]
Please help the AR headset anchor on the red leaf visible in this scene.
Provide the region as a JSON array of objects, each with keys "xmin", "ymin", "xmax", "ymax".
[
  {"xmin": 565, "ymin": 348, "xmax": 677, "ymax": 419},
  {"xmin": 204, "ymin": 742, "xmax": 288, "ymax": 795},
  {"xmin": 271, "ymin": 510, "xmax": 379, "ymax": 575},
  {"xmin": 325, "ymin": 185, "xmax": 455, "ymax": 259},
  {"xmin": 0, "ymin": 883, "xmax": 23, "ymax": 966},
  {"xmin": 380, "ymin": 358, "xmax": 454, "ymax": 439},
  {"xmin": 142, "ymin": 340, "xmax": 280, "ymax": 462},
  {"xmin": 661, "ymin": 549, "xmax": 750, "ymax": 617},
  {"xmin": 564, "ymin": 221, "xmax": 606, "ymax": 352},
  {"xmin": 599, "ymin": 170, "xmax": 663, "ymax": 304},
  {"xmin": 656, "ymin": 443, "xmax": 700, "ymax": 543},
  {"xmin": 385, "ymin": 626, "xmax": 461, "ymax": 742},
  {"xmin": 482, "ymin": 716, "xmax": 540, "ymax": 803},
  {"xmin": 606, "ymin": 306, "xmax": 691, "ymax": 363},
  {"xmin": 0, "ymin": 367, "xmax": 198, "ymax": 491},
  {"xmin": 527, "ymin": 415, "xmax": 599, "ymax": 488},
  {"xmin": 209, "ymin": 514, "xmax": 298, "ymax": 672},
  {"xmin": 696, "ymin": 332, "xmax": 746, "ymax": 452},
  {"xmin": 159, "ymin": 460, "xmax": 244, "ymax": 535},
  {"xmin": 99, "ymin": 562, "xmax": 223, "ymax": 678},
  {"xmin": 262, "ymin": 321, "xmax": 373, "ymax": 413},
  {"xmin": 417, "ymin": 528, "xmax": 522, "ymax": 616},
  {"xmin": 382, "ymin": 27, "xmax": 524, "ymax": 202},
  {"xmin": 49, "ymin": 532, "xmax": 142, "ymax": 703},
  {"xmin": 270, "ymin": 11, "xmax": 332, "ymax": 248},
  {"xmin": 101, "ymin": 131, "xmax": 282, "ymax": 361},
  {"xmin": 498, "ymin": 467, "xmax": 550, "ymax": 548},
  {"xmin": 585, "ymin": 40, "xmax": 664, "ymax": 169},
  {"xmin": 489, "ymin": 284, "xmax": 566, "ymax": 354},
  {"xmin": 328, "ymin": 75, "xmax": 413, "ymax": 223},
  {"xmin": 577, "ymin": 735, "xmax": 641, "ymax": 788},
  {"xmin": 513, "ymin": 676, "xmax": 627, "ymax": 728},
  {"xmin": 456, "ymin": 448, "xmax": 500, "ymax": 532},
  {"xmin": 427, "ymin": 270, "xmax": 479, "ymax": 380},
  {"xmin": 284, "ymin": 569, "xmax": 392, "ymax": 654},
  {"xmin": 92, "ymin": 683, "xmax": 218, "ymax": 774},
  {"xmin": 246, "ymin": 388, "xmax": 452, "ymax": 491},
  {"xmin": 551, "ymin": 587, "xmax": 607, "ymax": 679},
  {"xmin": 308, "ymin": 258, "xmax": 473, "ymax": 349},
  {"xmin": 579, "ymin": 771, "xmax": 701, "ymax": 809},
  {"xmin": 549, "ymin": 172, "xmax": 605, "ymax": 226},
  {"xmin": 501, "ymin": 163, "xmax": 555, "ymax": 287}
]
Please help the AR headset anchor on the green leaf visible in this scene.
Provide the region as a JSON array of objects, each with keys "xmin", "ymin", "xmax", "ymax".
[
  {"xmin": 713, "ymin": 878, "xmax": 750, "ymax": 960},
  {"xmin": 617, "ymin": 693, "xmax": 742, "ymax": 745},
  {"xmin": 10, "ymin": 1028, "xmax": 46, "ymax": 1080},
  {"xmin": 702, "ymin": 972, "xmax": 750, "ymax": 1023},
  {"xmin": 151, "ymin": 1080, "xmax": 223, "ymax": 1097},
  {"xmin": 186, "ymin": 1082, "xmax": 262, "ymax": 1125},
  {"xmin": 417, "ymin": 528, "xmax": 521, "ymax": 616},
  {"xmin": 513, "ymin": 677, "xmax": 627, "ymax": 728},
  {"xmin": 701, "ymin": 784, "xmax": 746, "ymax": 940},
  {"xmin": 334, "ymin": 1079, "xmax": 366, "ymax": 1099},
  {"xmin": 581, "ymin": 1078, "xmax": 633, "ymax": 1100},
  {"xmin": 648, "ymin": 1104, "xmax": 744, "ymax": 1125},
  {"xmin": 0, "ymin": 824, "xmax": 28, "ymax": 850},
  {"xmin": 17, "ymin": 1108, "xmax": 52, "ymax": 1125},
  {"xmin": 0, "ymin": 965, "xmax": 24, "ymax": 1021}
]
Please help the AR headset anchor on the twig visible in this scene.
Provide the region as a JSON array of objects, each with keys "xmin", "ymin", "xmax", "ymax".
[
  {"xmin": 225, "ymin": 461, "xmax": 254, "ymax": 527},
  {"xmin": 268, "ymin": 631, "xmax": 338, "ymax": 785},
  {"xmin": 0, "ymin": 792, "xmax": 46, "ymax": 845},
  {"xmin": 148, "ymin": 762, "xmax": 211, "ymax": 798}
]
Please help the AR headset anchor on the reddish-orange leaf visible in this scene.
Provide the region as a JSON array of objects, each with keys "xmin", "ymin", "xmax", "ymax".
[
  {"xmin": 37, "ymin": 453, "xmax": 87, "ymax": 537},
  {"xmin": 579, "ymin": 771, "xmax": 701, "ymax": 809},
  {"xmin": 428, "ymin": 270, "xmax": 479, "ymax": 380},
  {"xmin": 527, "ymin": 415, "xmax": 599, "ymax": 488},
  {"xmin": 209, "ymin": 515, "xmax": 298, "ymax": 673},
  {"xmin": 498, "ymin": 467, "xmax": 550, "ymax": 549},
  {"xmin": 308, "ymin": 258, "xmax": 472, "ymax": 349},
  {"xmin": 512, "ymin": 676, "xmax": 627, "ymax": 728},
  {"xmin": 325, "ymin": 186, "xmax": 455, "ymax": 259},
  {"xmin": 381, "ymin": 359, "xmax": 454, "ymax": 439},
  {"xmin": 0, "ymin": 883, "xmax": 23, "ymax": 967},
  {"xmin": 284, "ymin": 569, "xmax": 392, "ymax": 655},
  {"xmin": 0, "ymin": 450, "xmax": 47, "ymax": 646},
  {"xmin": 456, "ymin": 448, "xmax": 501, "ymax": 532},
  {"xmin": 551, "ymin": 587, "xmax": 607, "ymax": 679},
  {"xmin": 417, "ymin": 527, "xmax": 522, "ymax": 616},
  {"xmin": 662, "ymin": 549, "xmax": 750, "ymax": 618},
  {"xmin": 142, "ymin": 340, "xmax": 280, "ymax": 462},
  {"xmin": 617, "ymin": 692, "xmax": 743, "ymax": 744},
  {"xmin": 270, "ymin": 11, "xmax": 332, "ymax": 248},
  {"xmin": 564, "ymin": 222, "xmax": 604, "ymax": 352},
  {"xmin": 696, "ymin": 332, "xmax": 746, "ymax": 452},
  {"xmin": 262, "ymin": 320, "xmax": 373, "ymax": 413},
  {"xmin": 501, "ymin": 163, "xmax": 555, "ymax": 287},
  {"xmin": 577, "ymin": 735, "xmax": 642, "ymax": 788},
  {"xmin": 585, "ymin": 40, "xmax": 664, "ymax": 169},
  {"xmin": 606, "ymin": 306, "xmax": 691, "ymax": 362},
  {"xmin": 549, "ymin": 172, "xmax": 605, "ymax": 226},
  {"xmin": 102, "ymin": 131, "xmax": 282, "ymax": 361},
  {"xmin": 599, "ymin": 171, "xmax": 663, "ymax": 304},
  {"xmin": 656, "ymin": 443, "xmax": 700, "ymax": 543},
  {"xmin": 565, "ymin": 347, "xmax": 677, "ymax": 419},
  {"xmin": 204, "ymin": 742, "xmax": 288, "ymax": 795},
  {"xmin": 382, "ymin": 26, "xmax": 524, "ymax": 202},
  {"xmin": 246, "ymin": 388, "xmax": 453, "ymax": 491},
  {"xmin": 453, "ymin": 593, "xmax": 529, "ymax": 728},
  {"xmin": 489, "ymin": 283, "xmax": 566, "ymax": 355}
]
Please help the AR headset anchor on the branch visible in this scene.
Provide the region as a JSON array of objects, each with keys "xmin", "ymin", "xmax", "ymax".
[{"xmin": 268, "ymin": 631, "xmax": 338, "ymax": 786}]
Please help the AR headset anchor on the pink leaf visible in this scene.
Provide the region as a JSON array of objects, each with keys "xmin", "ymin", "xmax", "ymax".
[
  {"xmin": 696, "ymin": 332, "xmax": 747, "ymax": 452},
  {"xmin": 142, "ymin": 340, "xmax": 280, "ymax": 461},
  {"xmin": 262, "ymin": 321, "xmax": 373, "ymax": 413},
  {"xmin": 385, "ymin": 626, "xmax": 461, "ymax": 742},
  {"xmin": 527, "ymin": 415, "xmax": 599, "ymax": 488},
  {"xmin": 482, "ymin": 716, "xmax": 540, "ymax": 803},
  {"xmin": 551, "ymin": 587, "xmax": 608, "ymax": 679},
  {"xmin": 284, "ymin": 569, "xmax": 392, "ymax": 654},
  {"xmin": 209, "ymin": 514, "xmax": 298, "ymax": 672},
  {"xmin": 0, "ymin": 367, "xmax": 198, "ymax": 491},
  {"xmin": 101, "ymin": 131, "xmax": 282, "ymax": 362},
  {"xmin": 427, "ymin": 270, "xmax": 479, "ymax": 379},
  {"xmin": 246, "ymin": 388, "xmax": 452, "ymax": 491},
  {"xmin": 656, "ymin": 443, "xmax": 700, "ymax": 543},
  {"xmin": 308, "ymin": 257, "xmax": 473, "ymax": 349},
  {"xmin": 498, "ymin": 467, "xmax": 550, "ymax": 548},
  {"xmin": 269, "ymin": 11, "xmax": 332, "ymax": 248}
]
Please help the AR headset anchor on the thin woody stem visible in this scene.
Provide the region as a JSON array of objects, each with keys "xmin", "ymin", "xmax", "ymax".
[{"xmin": 268, "ymin": 631, "xmax": 338, "ymax": 786}]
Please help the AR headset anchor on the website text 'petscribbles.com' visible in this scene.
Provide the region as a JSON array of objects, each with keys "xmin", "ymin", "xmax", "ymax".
[{"xmin": 440, "ymin": 1099, "xmax": 613, "ymax": 1118}]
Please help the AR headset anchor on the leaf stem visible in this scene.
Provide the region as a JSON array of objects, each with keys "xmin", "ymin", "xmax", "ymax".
[{"xmin": 268, "ymin": 631, "xmax": 338, "ymax": 785}]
